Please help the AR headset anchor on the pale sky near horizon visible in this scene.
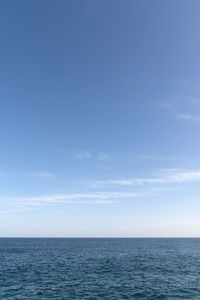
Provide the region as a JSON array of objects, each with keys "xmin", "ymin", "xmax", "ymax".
[{"xmin": 1, "ymin": 0, "xmax": 200, "ymax": 237}]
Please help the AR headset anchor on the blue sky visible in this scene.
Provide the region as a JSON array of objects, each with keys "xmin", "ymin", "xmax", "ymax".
[{"xmin": 1, "ymin": 0, "xmax": 200, "ymax": 237}]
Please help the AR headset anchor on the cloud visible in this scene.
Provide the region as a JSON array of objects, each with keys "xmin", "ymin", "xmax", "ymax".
[
  {"xmin": 135, "ymin": 154, "xmax": 179, "ymax": 161},
  {"xmin": 2, "ymin": 168, "xmax": 200, "ymax": 215},
  {"xmin": 90, "ymin": 178, "xmax": 163, "ymax": 187},
  {"xmin": 74, "ymin": 151, "xmax": 111, "ymax": 162},
  {"xmin": 31, "ymin": 171, "xmax": 54, "ymax": 178},
  {"xmin": 163, "ymin": 169, "xmax": 200, "ymax": 183},
  {"xmin": 0, "ymin": 171, "xmax": 54, "ymax": 178},
  {"xmin": 89, "ymin": 169, "xmax": 200, "ymax": 187},
  {"xmin": 176, "ymin": 80, "xmax": 200, "ymax": 90},
  {"xmin": 24, "ymin": 191, "xmax": 142, "ymax": 203},
  {"xmin": 97, "ymin": 152, "xmax": 111, "ymax": 161},
  {"xmin": 161, "ymin": 97, "xmax": 200, "ymax": 123},
  {"xmin": 75, "ymin": 151, "xmax": 92, "ymax": 160},
  {"xmin": 0, "ymin": 192, "xmax": 142, "ymax": 211},
  {"xmin": 187, "ymin": 98, "xmax": 200, "ymax": 106},
  {"xmin": 175, "ymin": 112, "xmax": 200, "ymax": 122}
]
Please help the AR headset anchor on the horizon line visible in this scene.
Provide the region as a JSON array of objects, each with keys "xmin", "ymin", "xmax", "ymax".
[{"xmin": 0, "ymin": 236, "xmax": 200, "ymax": 239}]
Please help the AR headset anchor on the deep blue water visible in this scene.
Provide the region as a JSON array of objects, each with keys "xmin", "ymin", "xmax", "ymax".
[{"xmin": 0, "ymin": 238, "xmax": 200, "ymax": 299}]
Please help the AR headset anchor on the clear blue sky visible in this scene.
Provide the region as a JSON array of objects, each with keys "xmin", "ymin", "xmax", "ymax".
[{"xmin": 1, "ymin": 0, "xmax": 200, "ymax": 237}]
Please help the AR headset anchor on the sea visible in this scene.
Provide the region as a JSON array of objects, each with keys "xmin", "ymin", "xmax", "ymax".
[{"xmin": 0, "ymin": 238, "xmax": 200, "ymax": 299}]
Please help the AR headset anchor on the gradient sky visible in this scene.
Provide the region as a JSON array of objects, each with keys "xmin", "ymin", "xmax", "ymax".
[{"xmin": 1, "ymin": 0, "xmax": 200, "ymax": 237}]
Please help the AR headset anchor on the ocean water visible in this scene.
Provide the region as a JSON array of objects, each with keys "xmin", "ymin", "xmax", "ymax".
[{"xmin": 0, "ymin": 238, "xmax": 200, "ymax": 299}]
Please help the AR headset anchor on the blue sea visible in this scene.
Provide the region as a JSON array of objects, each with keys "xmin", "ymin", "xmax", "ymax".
[{"xmin": 0, "ymin": 238, "xmax": 200, "ymax": 299}]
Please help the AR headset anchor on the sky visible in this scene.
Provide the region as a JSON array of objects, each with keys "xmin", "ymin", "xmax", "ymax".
[{"xmin": 1, "ymin": 0, "xmax": 200, "ymax": 237}]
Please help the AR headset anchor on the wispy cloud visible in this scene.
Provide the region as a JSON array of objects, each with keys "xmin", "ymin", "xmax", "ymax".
[
  {"xmin": 162, "ymin": 168, "xmax": 200, "ymax": 183},
  {"xmin": 26, "ymin": 191, "xmax": 141, "ymax": 203},
  {"xmin": 75, "ymin": 151, "xmax": 92, "ymax": 160},
  {"xmin": 161, "ymin": 96, "xmax": 200, "ymax": 123},
  {"xmin": 175, "ymin": 112, "xmax": 200, "ymax": 122},
  {"xmin": 0, "ymin": 171, "xmax": 54, "ymax": 178},
  {"xmin": 90, "ymin": 178, "xmax": 163, "ymax": 187},
  {"xmin": 31, "ymin": 171, "xmax": 54, "ymax": 178},
  {"xmin": 176, "ymin": 80, "xmax": 200, "ymax": 90},
  {"xmin": 89, "ymin": 169, "xmax": 200, "ymax": 187},
  {"xmin": 135, "ymin": 154, "xmax": 179, "ymax": 161},
  {"xmin": 0, "ymin": 192, "xmax": 142, "ymax": 211},
  {"xmin": 74, "ymin": 151, "xmax": 111, "ymax": 162},
  {"xmin": 97, "ymin": 152, "xmax": 111, "ymax": 162}
]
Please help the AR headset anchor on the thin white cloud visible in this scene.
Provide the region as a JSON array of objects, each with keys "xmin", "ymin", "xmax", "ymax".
[
  {"xmin": 135, "ymin": 154, "xmax": 179, "ymax": 161},
  {"xmin": 74, "ymin": 151, "xmax": 111, "ymax": 162},
  {"xmin": 90, "ymin": 178, "xmax": 163, "ymax": 187},
  {"xmin": 89, "ymin": 169, "xmax": 200, "ymax": 187},
  {"xmin": 0, "ymin": 192, "xmax": 142, "ymax": 210},
  {"xmin": 97, "ymin": 152, "xmax": 111, "ymax": 162},
  {"xmin": 31, "ymin": 171, "xmax": 54, "ymax": 178},
  {"xmin": 75, "ymin": 151, "xmax": 92, "ymax": 160},
  {"xmin": 163, "ymin": 169, "xmax": 200, "ymax": 183},
  {"xmin": 176, "ymin": 80, "xmax": 200, "ymax": 90},
  {"xmin": 2, "ymin": 168, "xmax": 200, "ymax": 213},
  {"xmin": 187, "ymin": 98, "xmax": 200, "ymax": 106},
  {"xmin": 175, "ymin": 112, "xmax": 200, "ymax": 122},
  {"xmin": 162, "ymin": 97, "xmax": 200, "ymax": 123},
  {"xmin": 0, "ymin": 171, "xmax": 54, "ymax": 178},
  {"xmin": 24, "ymin": 191, "xmax": 142, "ymax": 203}
]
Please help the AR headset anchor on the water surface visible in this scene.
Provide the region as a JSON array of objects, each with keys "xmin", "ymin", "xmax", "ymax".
[{"xmin": 0, "ymin": 238, "xmax": 200, "ymax": 299}]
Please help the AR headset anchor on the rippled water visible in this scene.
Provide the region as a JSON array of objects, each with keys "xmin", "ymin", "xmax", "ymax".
[{"xmin": 0, "ymin": 238, "xmax": 200, "ymax": 299}]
